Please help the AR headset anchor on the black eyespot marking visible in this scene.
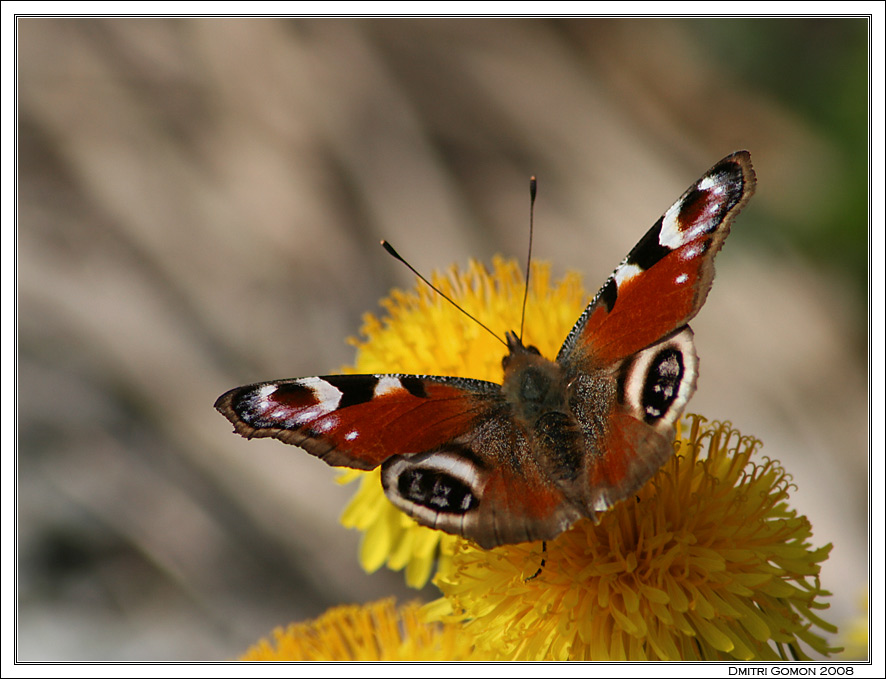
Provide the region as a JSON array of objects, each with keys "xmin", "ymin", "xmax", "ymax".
[
  {"xmin": 323, "ymin": 375, "xmax": 376, "ymax": 408},
  {"xmin": 400, "ymin": 376, "xmax": 428, "ymax": 399},
  {"xmin": 396, "ymin": 468, "xmax": 479, "ymax": 514},
  {"xmin": 232, "ymin": 382, "xmax": 316, "ymax": 428},
  {"xmin": 642, "ymin": 348, "xmax": 684, "ymax": 423},
  {"xmin": 676, "ymin": 188, "xmax": 715, "ymax": 231},
  {"xmin": 599, "ymin": 277, "xmax": 618, "ymax": 312},
  {"xmin": 626, "ymin": 217, "xmax": 670, "ymax": 271}
]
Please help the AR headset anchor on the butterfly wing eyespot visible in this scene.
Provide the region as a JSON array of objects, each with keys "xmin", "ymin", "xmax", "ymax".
[
  {"xmin": 381, "ymin": 440, "xmax": 583, "ymax": 549},
  {"xmin": 617, "ymin": 326, "xmax": 698, "ymax": 431},
  {"xmin": 381, "ymin": 446, "xmax": 486, "ymax": 533}
]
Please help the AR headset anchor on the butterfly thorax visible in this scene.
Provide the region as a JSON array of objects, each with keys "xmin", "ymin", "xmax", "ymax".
[
  {"xmin": 501, "ymin": 331, "xmax": 584, "ymax": 485},
  {"xmin": 501, "ymin": 331, "xmax": 567, "ymax": 419}
]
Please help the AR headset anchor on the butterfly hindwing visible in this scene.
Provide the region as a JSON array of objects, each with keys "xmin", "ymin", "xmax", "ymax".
[
  {"xmin": 566, "ymin": 326, "xmax": 699, "ymax": 514},
  {"xmin": 379, "ymin": 414, "xmax": 582, "ymax": 549}
]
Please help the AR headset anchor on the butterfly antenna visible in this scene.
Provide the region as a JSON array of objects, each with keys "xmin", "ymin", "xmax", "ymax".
[
  {"xmin": 519, "ymin": 176, "xmax": 537, "ymax": 341},
  {"xmin": 381, "ymin": 240, "xmax": 507, "ymax": 348}
]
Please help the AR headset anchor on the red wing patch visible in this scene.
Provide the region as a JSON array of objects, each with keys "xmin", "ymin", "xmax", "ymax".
[
  {"xmin": 572, "ymin": 238, "xmax": 713, "ymax": 365},
  {"xmin": 585, "ymin": 410, "xmax": 675, "ymax": 512}
]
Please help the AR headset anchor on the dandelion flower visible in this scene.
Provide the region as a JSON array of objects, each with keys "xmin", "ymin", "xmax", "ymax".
[
  {"xmin": 840, "ymin": 590, "xmax": 869, "ymax": 660},
  {"xmin": 244, "ymin": 258, "xmax": 838, "ymax": 662},
  {"xmin": 240, "ymin": 598, "xmax": 478, "ymax": 661},
  {"xmin": 431, "ymin": 415, "xmax": 839, "ymax": 661}
]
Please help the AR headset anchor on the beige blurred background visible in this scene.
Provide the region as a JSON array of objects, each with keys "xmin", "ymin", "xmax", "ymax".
[{"xmin": 16, "ymin": 17, "xmax": 869, "ymax": 660}]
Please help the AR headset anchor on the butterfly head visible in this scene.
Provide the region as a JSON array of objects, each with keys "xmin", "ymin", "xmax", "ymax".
[
  {"xmin": 502, "ymin": 330, "xmax": 542, "ymax": 364},
  {"xmin": 501, "ymin": 330, "xmax": 569, "ymax": 424}
]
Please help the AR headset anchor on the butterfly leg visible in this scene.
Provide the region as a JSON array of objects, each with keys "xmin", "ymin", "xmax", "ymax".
[{"xmin": 524, "ymin": 541, "xmax": 548, "ymax": 581}]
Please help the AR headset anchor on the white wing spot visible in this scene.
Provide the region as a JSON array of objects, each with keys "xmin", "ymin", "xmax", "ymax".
[
  {"xmin": 614, "ymin": 262, "xmax": 643, "ymax": 287},
  {"xmin": 313, "ymin": 415, "xmax": 340, "ymax": 433},
  {"xmin": 675, "ymin": 273, "xmax": 688, "ymax": 285},
  {"xmin": 374, "ymin": 376, "xmax": 403, "ymax": 397},
  {"xmin": 659, "ymin": 207, "xmax": 688, "ymax": 249},
  {"xmin": 698, "ymin": 174, "xmax": 721, "ymax": 191},
  {"xmin": 287, "ymin": 377, "xmax": 343, "ymax": 426},
  {"xmin": 680, "ymin": 244, "xmax": 704, "ymax": 261},
  {"xmin": 256, "ymin": 384, "xmax": 277, "ymax": 400},
  {"xmin": 345, "ymin": 430, "xmax": 359, "ymax": 441}
]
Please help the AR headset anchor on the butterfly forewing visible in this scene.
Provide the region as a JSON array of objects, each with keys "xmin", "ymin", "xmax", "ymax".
[
  {"xmin": 215, "ymin": 374, "xmax": 501, "ymax": 469},
  {"xmin": 557, "ymin": 151, "xmax": 755, "ymax": 371}
]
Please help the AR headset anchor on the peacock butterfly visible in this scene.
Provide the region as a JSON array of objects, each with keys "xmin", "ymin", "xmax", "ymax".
[{"xmin": 215, "ymin": 151, "xmax": 756, "ymax": 549}]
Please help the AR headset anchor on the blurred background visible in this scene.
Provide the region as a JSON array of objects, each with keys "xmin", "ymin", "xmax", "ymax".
[{"xmin": 16, "ymin": 17, "xmax": 869, "ymax": 661}]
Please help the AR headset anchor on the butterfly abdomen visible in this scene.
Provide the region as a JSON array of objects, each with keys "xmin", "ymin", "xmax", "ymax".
[{"xmin": 534, "ymin": 411, "xmax": 583, "ymax": 483}]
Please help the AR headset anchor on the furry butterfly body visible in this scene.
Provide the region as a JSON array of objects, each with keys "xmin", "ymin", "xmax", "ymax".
[{"xmin": 215, "ymin": 151, "xmax": 756, "ymax": 549}]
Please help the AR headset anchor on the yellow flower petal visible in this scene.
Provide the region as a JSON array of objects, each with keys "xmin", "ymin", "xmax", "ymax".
[{"xmin": 840, "ymin": 590, "xmax": 869, "ymax": 660}]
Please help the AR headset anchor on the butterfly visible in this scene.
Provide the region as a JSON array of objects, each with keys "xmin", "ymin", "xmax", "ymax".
[{"xmin": 215, "ymin": 151, "xmax": 756, "ymax": 550}]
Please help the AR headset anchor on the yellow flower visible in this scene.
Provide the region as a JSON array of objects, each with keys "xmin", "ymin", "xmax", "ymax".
[
  {"xmin": 840, "ymin": 590, "xmax": 869, "ymax": 660},
  {"xmin": 295, "ymin": 257, "xmax": 838, "ymax": 661},
  {"xmin": 431, "ymin": 415, "xmax": 839, "ymax": 661},
  {"xmin": 240, "ymin": 598, "xmax": 478, "ymax": 661},
  {"xmin": 338, "ymin": 257, "xmax": 587, "ymax": 588}
]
